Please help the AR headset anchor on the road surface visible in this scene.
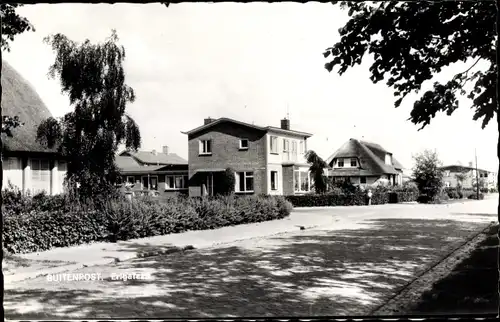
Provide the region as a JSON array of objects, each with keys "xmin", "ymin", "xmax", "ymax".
[{"xmin": 5, "ymin": 197, "xmax": 497, "ymax": 318}]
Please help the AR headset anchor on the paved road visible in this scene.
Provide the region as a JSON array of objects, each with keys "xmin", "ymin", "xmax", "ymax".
[{"xmin": 5, "ymin": 198, "xmax": 497, "ymax": 318}]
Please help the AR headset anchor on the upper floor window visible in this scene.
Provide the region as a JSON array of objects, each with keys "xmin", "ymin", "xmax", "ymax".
[
  {"xmin": 239, "ymin": 139, "xmax": 249, "ymax": 150},
  {"xmin": 337, "ymin": 159, "xmax": 344, "ymax": 167},
  {"xmin": 199, "ymin": 139, "xmax": 212, "ymax": 155},
  {"xmin": 283, "ymin": 139, "xmax": 290, "ymax": 152},
  {"xmin": 299, "ymin": 140, "xmax": 305, "ymax": 153},
  {"xmin": 350, "ymin": 158, "xmax": 357, "ymax": 167},
  {"xmin": 292, "ymin": 141, "xmax": 297, "ymax": 154},
  {"xmin": 385, "ymin": 153, "xmax": 392, "ymax": 165},
  {"xmin": 270, "ymin": 136, "xmax": 278, "ymax": 154}
]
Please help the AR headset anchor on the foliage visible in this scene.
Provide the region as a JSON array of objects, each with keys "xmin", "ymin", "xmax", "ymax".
[
  {"xmin": 454, "ymin": 172, "xmax": 469, "ymax": 189},
  {"xmin": 472, "ymin": 177, "xmax": 487, "ymax": 191},
  {"xmin": 305, "ymin": 150, "xmax": 328, "ymax": 194},
  {"xmin": 444, "ymin": 187, "xmax": 461, "ymax": 199},
  {"xmin": 412, "ymin": 149, "xmax": 444, "ymax": 199},
  {"xmin": 468, "ymin": 193, "xmax": 485, "ymax": 200},
  {"xmin": 1, "ymin": 115, "xmax": 24, "ymax": 137},
  {"xmin": 0, "ymin": 4, "xmax": 35, "ymax": 52},
  {"xmin": 36, "ymin": 30, "xmax": 141, "ymax": 201},
  {"xmin": 285, "ymin": 189, "xmax": 418, "ymax": 208},
  {"xmin": 324, "ymin": 1, "xmax": 496, "ymax": 130},
  {"xmin": 2, "ymin": 193, "xmax": 292, "ymax": 254},
  {"xmin": 218, "ymin": 167, "xmax": 236, "ymax": 196}
]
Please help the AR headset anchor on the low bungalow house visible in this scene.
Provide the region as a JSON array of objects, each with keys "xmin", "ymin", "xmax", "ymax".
[
  {"xmin": 116, "ymin": 146, "xmax": 189, "ymax": 196},
  {"xmin": 325, "ymin": 138, "xmax": 404, "ymax": 186},
  {"xmin": 2, "ymin": 61, "xmax": 67, "ymax": 195}
]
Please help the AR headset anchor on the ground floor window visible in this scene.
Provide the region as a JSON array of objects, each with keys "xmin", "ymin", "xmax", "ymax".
[
  {"xmin": 235, "ymin": 171, "xmax": 254, "ymax": 192},
  {"xmin": 165, "ymin": 174, "xmax": 188, "ymax": 190},
  {"xmin": 142, "ymin": 176, "xmax": 158, "ymax": 190},
  {"xmin": 360, "ymin": 176, "xmax": 366, "ymax": 184},
  {"xmin": 126, "ymin": 176, "xmax": 136, "ymax": 184},
  {"xmin": 270, "ymin": 171, "xmax": 278, "ymax": 190},
  {"xmin": 31, "ymin": 159, "xmax": 51, "ymax": 194},
  {"xmin": 294, "ymin": 170, "xmax": 310, "ymax": 193}
]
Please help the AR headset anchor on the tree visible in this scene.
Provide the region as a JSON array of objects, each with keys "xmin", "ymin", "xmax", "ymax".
[
  {"xmin": 305, "ymin": 150, "xmax": 328, "ymax": 194},
  {"xmin": 1, "ymin": 4, "xmax": 35, "ymax": 136},
  {"xmin": 323, "ymin": 1, "xmax": 499, "ymax": 233},
  {"xmin": 36, "ymin": 30, "xmax": 141, "ymax": 200},
  {"xmin": 454, "ymin": 171, "xmax": 468, "ymax": 190},
  {"xmin": 218, "ymin": 167, "xmax": 236, "ymax": 196},
  {"xmin": 412, "ymin": 150, "xmax": 444, "ymax": 199}
]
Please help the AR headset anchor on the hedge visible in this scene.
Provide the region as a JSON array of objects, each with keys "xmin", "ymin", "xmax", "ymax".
[
  {"xmin": 285, "ymin": 190, "xmax": 418, "ymax": 208},
  {"xmin": 3, "ymin": 194, "xmax": 293, "ymax": 254}
]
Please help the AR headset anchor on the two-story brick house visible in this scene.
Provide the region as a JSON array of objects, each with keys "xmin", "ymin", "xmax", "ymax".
[
  {"xmin": 182, "ymin": 117, "xmax": 313, "ymax": 196},
  {"xmin": 439, "ymin": 163, "xmax": 497, "ymax": 190}
]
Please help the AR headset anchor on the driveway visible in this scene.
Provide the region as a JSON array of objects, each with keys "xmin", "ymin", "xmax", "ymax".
[{"xmin": 5, "ymin": 198, "xmax": 497, "ymax": 318}]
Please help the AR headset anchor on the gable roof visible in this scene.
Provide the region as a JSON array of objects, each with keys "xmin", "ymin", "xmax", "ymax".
[
  {"xmin": 118, "ymin": 150, "xmax": 187, "ymax": 165},
  {"xmin": 1, "ymin": 61, "xmax": 58, "ymax": 154},
  {"xmin": 325, "ymin": 138, "xmax": 400, "ymax": 175},
  {"xmin": 181, "ymin": 117, "xmax": 313, "ymax": 138}
]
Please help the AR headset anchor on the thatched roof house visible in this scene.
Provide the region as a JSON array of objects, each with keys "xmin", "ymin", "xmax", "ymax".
[
  {"xmin": 325, "ymin": 138, "xmax": 404, "ymax": 186},
  {"xmin": 2, "ymin": 61, "xmax": 67, "ymax": 195}
]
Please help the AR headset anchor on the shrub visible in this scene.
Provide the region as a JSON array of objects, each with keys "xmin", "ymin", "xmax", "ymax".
[
  {"xmin": 468, "ymin": 193, "xmax": 485, "ymax": 200},
  {"xmin": 3, "ymin": 194, "xmax": 292, "ymax": 254},
  {"xmin": 444, "ymin": 187, "xmax": 460, "ymax": 199},
  {"xmin": 417, "ymin": 194, "xmax": 432, "ymax": 204},
  {"xmin": 490, "ymin": 187, "xmax": 498, "ymax": 193}
]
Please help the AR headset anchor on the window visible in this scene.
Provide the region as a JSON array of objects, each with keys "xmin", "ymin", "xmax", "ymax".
[
  {"xmin": 270, "ymin": 136, "xmax": 278, "ymax": 154},
  {"xmin": 294, "ymin": 170, "xmax": 310, "ymax": 193},
  {"xmin": 360, "ymin": 176, "xmax": 366, "ymax": 184},
  {"xmin": 31, "ymin": 159, "xmax": 51, "ymax": 194},
  {"xmin": 235, "ymin": 171, "xmax": 254, "ymax": 192},
  {"xmin": 142, "ymin": 176, "xmax": 158, "ymax": 190},
  {"xmin": 299, "ymin": 140, "xmax": 305, "ymax": 153},
  {"xmin": 126, "ymin": 176, "xmax": 135, "ymax": 184},
  {"xmin": 337, "ymin": 159, "xmax": 344, "ymax": 167},
  {"xmin": 292, "ymin": 141, "xmax": 297, "ymax": 153},
  {"xmin": 165, "ymin": 175, "xmax": 188, "ymax": 190},
  {"xmin": 239, "ymin": 139, "xmax": 249, "ymax": 150},
  {"xmin": 350, "ymin": 158, "xmax": 357, "ymax": 167},
  {"xmin": 283, "ymin": 139, "xmax": 289, "ymax": 152},
  {"xmin": 199, "ymin": 140, "xmax": 212, "ymax": 155},
  {"xmin": 270, "ymin": 171, "xmax": 278, "ymax": 190}
]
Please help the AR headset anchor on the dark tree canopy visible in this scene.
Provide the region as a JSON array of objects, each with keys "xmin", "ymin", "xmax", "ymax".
[
  {"xmin": 0, "ymin": 4, "xmax": 35, "ymax": 52},
  {"xmin": 305, "ymin": 150, "xmax": 328, "ymax": 194},
  {"xmin": 324, "ymin": 1, "xmax": 497, "ymax": 130},
  {"xmin": 36, "ymin": 30, "xmax": 141, "ymax": 199}
]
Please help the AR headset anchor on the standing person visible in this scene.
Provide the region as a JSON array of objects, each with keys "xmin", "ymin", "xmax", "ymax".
[{"xmin": 367, "ymin": 189, "xmax": 373, "ymax": 206}]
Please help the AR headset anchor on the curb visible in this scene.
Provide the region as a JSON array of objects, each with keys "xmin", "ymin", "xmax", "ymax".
[
  {"xmin": 5, "ymin": 222, "xmax": 322, "ymax": 284},
  {"xmin": 370, "ymin": 221, "xmax": 497, "ymax": 315}
]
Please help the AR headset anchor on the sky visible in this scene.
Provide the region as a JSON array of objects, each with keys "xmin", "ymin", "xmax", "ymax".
[{"xmin": 4, "ymin": 2, "xmax": 498, "ymax": 172}]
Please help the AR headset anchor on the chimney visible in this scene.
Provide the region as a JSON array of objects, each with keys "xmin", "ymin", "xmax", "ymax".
[
  {"xmin": 280, "ymin": 118, "xmax": 290, "ymax": 130},
  {"xmin": 152, "ymin": 149, "xmax": 157, "ymax": 156},
  {"xmin": 162, "ymin": 146, "xmax": 169, "ymax": 154},
  {"xmin": 204, "ymin": 117, "xmax": 215, "ymax": 125}
]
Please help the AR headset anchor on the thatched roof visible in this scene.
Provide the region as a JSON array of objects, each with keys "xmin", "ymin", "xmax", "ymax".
[
  {"xmin": 1, "ymin": 61, "xmax": 57, "ymax": 154},
  {"xmin": 325, "ymin": 138, "xmax": 400, "ymax": 176}
]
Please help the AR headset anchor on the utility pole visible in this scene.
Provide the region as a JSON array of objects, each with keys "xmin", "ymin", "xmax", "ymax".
[{"xmin": 475, "ymin": 148, "xmax": 480, "ymax": 199}]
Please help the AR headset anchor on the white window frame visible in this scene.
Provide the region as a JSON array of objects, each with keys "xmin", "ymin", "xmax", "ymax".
[
  {"xmin": 199, "ymin": 139, "xmax": 212, "ymax": 155},
  {"xmin": 270, "ymin": 171, "xmax": 278, "ymax": 191},
  {"xmin": 292, "ymin": 141, "xmax": 297, "ymax": 153},
  {"xmin": 30, "ymin": 159, "xmax": 51, "ymax": 194},
  {"xmin": 270, "ymin": 136, "xmax": 278, "ymax": 154},
  {"xmin": 350, "ymin": 158, "xmax": 357, "ymax": 167},
  {"xmin": 239, "ymin": 139, "xmax": 249, "ymax": 150},
  {"xmin": 141, "ymin": 175, "xmax": 159, "ymax": 190},
  {"xmin": 283, "ymin": 139, "xmax": 289, "ymax": 152},
  {"xmin": 294, "ymin": 170, "xmax": 311, "ymax": 193},
  {"xmin": 299, "ymin": 140, "xmax": 304, "ymax": 154},
  {"xmin": 165, "ymin": 174, "xmax": 189, "ymax": 190},
  {"xmin": 337, "ymin": 158, "xmax": 344, "ymax": 167},
  {"xmin": 235, "ymin": 171, "xmax": 254, "ymax": 193}
]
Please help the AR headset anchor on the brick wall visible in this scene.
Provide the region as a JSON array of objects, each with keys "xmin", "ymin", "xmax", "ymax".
[{"xmin": 282, "ymin": 165, "xmax": 294, "ymax": 195}]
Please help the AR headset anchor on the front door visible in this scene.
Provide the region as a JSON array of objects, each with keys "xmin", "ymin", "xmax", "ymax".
[{"xmin": 150, "ymin": 176, "xmax": 158, "ymax": 190}]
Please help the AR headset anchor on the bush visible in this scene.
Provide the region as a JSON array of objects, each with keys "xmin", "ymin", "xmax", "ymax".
[
  {"xmin": 444, "ymin": 187, "xmax": 460, "ymax": 199},
  {"xmin": 3, "ymin": 194, "xmax": 293, "ymax": 254},
  {"xmin": 468, "ymin": 193, "xmax": 485, "ymax": 200},
  {"xmin": 490, "ymin": 187, "xmax": 498, "ymax": 193},
  {"xmin": 417, "ymin": 194, "xmax": 432, "ymax": 204}
]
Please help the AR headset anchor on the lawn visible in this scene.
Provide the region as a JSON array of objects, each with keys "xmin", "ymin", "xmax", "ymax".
[{"xmin": 408, "ymin": 224, "xmax": 499, "ymax": 315}]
